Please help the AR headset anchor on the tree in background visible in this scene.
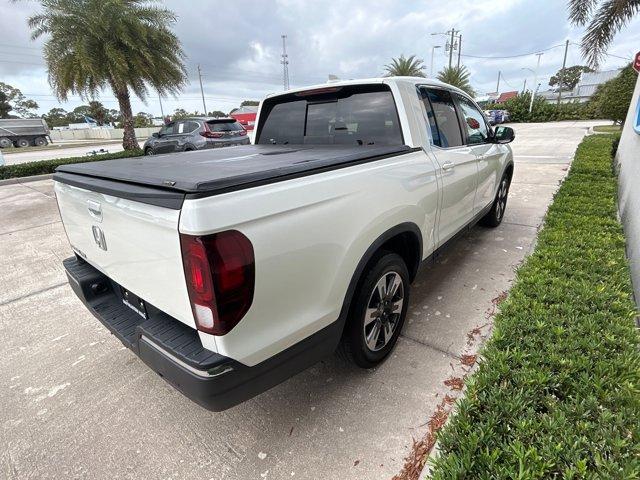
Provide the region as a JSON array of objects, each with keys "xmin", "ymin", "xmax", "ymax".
[
  {"xmin": 133, "ymin": 112, "xmax": 154, "ymax": 127},
  {"xmin": 437, "ymin": 66, "xmax": 475, "ymax": 97},
  {"xmin": 240, "ymin": 100, "xmax": 259, "ymax": 107},
  {"xmin": 592, "ymin": 64, "xmax": 637, "ymax": 124},
  {"xmin": 208, "ymin": 110, "xmax": 227, "ymax": 118},
  {"xmin": 0, "ymin": 82, "xmax": 39, "ymax": 117},
  {"xmin": 27, "ymin": 0, "xmax": 187, "ymax": 150},
  {"xmin": 384, "ymin": 55, "xmax": 425, "ymax": 77},
  {"xmin": 549, "ymin": 65, "xmax": 593, "ymax": 91},
  {"xmin": 42, "ymin": 107, "xmax": 68, "ymax": 127},
  {"xmin": 568, "ymin": 0, "xmax": 640, "ymax": 66},
  {"xmin": 0, "ymin": 91, "xmax": 12, "ymax": 118}
]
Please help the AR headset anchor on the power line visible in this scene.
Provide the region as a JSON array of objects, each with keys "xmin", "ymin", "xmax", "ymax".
[{"xmin": 462, "ymin": 44, "xmax": 564, "ymax": 59}]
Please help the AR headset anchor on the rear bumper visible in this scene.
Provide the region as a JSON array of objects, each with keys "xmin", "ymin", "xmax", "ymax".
[{"xmin": 63, "ymin": 256, "xmax": 341, "ymax": 411}]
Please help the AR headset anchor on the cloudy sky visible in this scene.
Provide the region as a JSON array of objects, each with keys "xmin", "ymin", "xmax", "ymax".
[{"xmin": 1, "ymin": 0, "xmax": 639, "ymax": 117}]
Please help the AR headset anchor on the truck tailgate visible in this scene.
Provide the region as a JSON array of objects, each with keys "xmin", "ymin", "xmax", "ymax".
[{"xmin": 55, "ymin": 180, "xmax": 195, "ymax": 329}]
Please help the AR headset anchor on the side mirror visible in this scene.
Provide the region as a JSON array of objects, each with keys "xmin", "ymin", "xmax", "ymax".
[
  {"xmin": 494, "ymin": 126, "xmax": 515, "ymax": 144},
  {"xmin": 152, "ymin": 132, "xmax": 160, "ymax": 138}
]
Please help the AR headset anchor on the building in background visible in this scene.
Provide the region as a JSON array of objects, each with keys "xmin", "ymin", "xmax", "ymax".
[
  {"xmin": 229, "ymin": 105, "xmax": 258, "ymax": 131},
  {"xmin": 540, "ymin": 68, "xmax": 622, "ymax": 103}
]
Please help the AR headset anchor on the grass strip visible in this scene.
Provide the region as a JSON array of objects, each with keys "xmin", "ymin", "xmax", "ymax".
[
  {"xmin": 429, "ymin": 134, "xmax": 640, "ymax": 479},
  {"xmin": 0, "ymin": 149, "xmax": 143, "ymax": 180}
]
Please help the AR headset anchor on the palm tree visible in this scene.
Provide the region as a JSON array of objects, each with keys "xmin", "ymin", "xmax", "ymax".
[
  {"xmin": 384, "ymin": 55, "xmax": 426, "ymax": 77},
  {"xmin": 26, "ymin": 0, "xmax": 187, "ymax": 150},
  {"xmin": 436, "ymin": 66, "xmax": 475, "ymax": 97},
  {"xmin": 568, "ymin": 0, "xmax": 640, "ymax": 67}
]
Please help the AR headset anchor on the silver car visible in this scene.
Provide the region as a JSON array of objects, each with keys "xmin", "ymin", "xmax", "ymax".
[{"xmin": 143, "ymin": 117, "xmax": 249, "ymax": 155}]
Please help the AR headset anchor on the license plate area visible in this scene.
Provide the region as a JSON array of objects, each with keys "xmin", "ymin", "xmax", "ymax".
[{"xmin": 121, "ymin": 287, "xmax": 148, "ymax": 319}]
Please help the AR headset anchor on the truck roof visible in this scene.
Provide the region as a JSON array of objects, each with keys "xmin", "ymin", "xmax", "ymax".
[{"xmin": 265, "ymin": 76, "xmax": 466, "ymax": 99}]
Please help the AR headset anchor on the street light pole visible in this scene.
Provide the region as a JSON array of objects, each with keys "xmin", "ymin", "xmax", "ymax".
[
  {"xmin": 457, "ymin": 34, "xmax": 462, "ymax": 68},
  {"xmin": 529, "ymin": 53, "xmax": 543, "ymax": 114},
  {"xmin": 430, "ymin": 45, "xmax": 441, "ymax": 77}
]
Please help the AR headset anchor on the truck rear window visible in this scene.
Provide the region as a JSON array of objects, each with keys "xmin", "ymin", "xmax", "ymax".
[{"xmin": 256, "ymin": 85, "xmax": 403, "ymax": 146}]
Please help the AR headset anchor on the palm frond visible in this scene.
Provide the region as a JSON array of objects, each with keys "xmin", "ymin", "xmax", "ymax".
[
  {"xmin": 568, "ymin": 0, "xmax": 599, "ymax": 25},
  {"xmin": 580, "ymin": 0, "xmax": 640, "ymax": 66}
]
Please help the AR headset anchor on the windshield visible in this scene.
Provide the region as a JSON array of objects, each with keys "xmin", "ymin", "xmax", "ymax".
[{"xmin": 256, "ymin": 85, "xmax": 403, "ymax": 146}]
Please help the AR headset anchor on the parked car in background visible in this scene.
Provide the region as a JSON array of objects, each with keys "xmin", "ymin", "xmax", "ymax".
[
  {"xmin": 0, "ymin": 118, "xmax": 50, "ymax": 148},
  {"xmin": 484, "ymin": 109, "xmax": 510, "ymax": 126},
  {"xmin": 54, "ymin": 77, "xmax": 514, "ymax": 411},
  {"xmin": 229, "ymin": 106, "xmax": 258, "ymax": 132},
  {"xmin": 143, "ymin": 117, "xmax": 249, "ymax": 155}
]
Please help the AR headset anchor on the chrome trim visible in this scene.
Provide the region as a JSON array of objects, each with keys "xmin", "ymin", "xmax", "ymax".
[{"xmin": 139, "ymin": 335, "xmax": 234, "ymax": 379}]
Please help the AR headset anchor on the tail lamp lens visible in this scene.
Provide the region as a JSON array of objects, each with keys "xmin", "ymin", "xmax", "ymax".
[{"xmin": 180, "ymin": 231, "xmax": 255, "ymax": 335}]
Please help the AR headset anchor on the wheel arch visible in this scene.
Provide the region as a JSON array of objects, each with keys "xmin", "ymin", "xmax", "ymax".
[{"xmin": 336, "ymin": 222, "xmax": 423, "ymax": 333}]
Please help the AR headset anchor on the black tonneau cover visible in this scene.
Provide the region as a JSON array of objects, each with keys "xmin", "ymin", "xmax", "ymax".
[{"xmin": 54, "ymin": 144, "xmax": 414, "ymax": 208}]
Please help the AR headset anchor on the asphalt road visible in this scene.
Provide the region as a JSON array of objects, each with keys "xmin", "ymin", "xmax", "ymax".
[{"xmin": 0, "ymin": 121, "xmax": 603, "ymax": 480}]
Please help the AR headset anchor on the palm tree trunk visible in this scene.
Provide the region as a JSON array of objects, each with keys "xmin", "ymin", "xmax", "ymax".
[{"xmin": 113, "ymin": 86, "xmax": 139, "ymax": 150}]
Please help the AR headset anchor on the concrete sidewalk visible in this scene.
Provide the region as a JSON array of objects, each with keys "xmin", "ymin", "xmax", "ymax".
[{"xmin": 0, "ymin": 121, "xmax": 602, "ymax": 480}]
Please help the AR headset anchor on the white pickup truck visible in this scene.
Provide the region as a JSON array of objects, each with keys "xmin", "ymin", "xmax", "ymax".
[{"xmin": 54, "ymin": 77, "xmax": 514, "ymax": 411}]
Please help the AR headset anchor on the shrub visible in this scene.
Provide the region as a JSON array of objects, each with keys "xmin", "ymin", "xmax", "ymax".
[
  {"xmin": 429, "ymin": 135, "xmax": 640, "ymax": 479},
  {"xmin": 494, "ymin": 92, "xmax": 598, "ymax": 123},
  {"xmin": 592, "ymin": 64, "xmax": 637, "ymax": 124},
  {"xmin": 0, "ymin": 149, "xmax": 143, "ymax": 180}
]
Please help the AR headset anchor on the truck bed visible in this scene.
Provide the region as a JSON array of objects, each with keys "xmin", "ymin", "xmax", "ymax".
[{"xmin": 53, "ymin": 144, "xmax": 413, "ymax": 208}]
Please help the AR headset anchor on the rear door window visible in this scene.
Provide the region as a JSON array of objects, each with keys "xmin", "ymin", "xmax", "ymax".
[
  {"xmin": 208, "ymin": 120, "xmax": 244, "ymax": 132},
  {"xmin": 257, "ymin": 85, "xmax": 403, "ymax": 146},
  {"xmin": 454, "ymin": 93, "xmax": 490, "ymax": 145},
  {"xmin": 419, "ymin": 88, "xmax": 463, "ymax": 148}
]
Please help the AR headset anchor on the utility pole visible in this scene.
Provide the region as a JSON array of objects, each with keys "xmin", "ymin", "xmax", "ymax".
[
  {"xmin": 448, "ymin": 29, "xmax": 456, "ymax": 68},
  {"xmin": 281, "ymin": 35, "xmax": 290, "ymax": 90},
  {"xmin": 557, "ymin": 39, "xmax": 570, "ymax": 105},
  {"xmin": 496, "ymin": 71, "xmax": 501, "ymax": 93},
  {"xmin": 529, "ymin": 53, "xmax": 543, "ymax": 113},
  {"xmin": 457, "ymin": 34, "xmax": 462, "ymax": 68},
  {"xmin": 197, "ymin": 64, "xmax": 207, "ymax": 115},
  {"xmin": 522, "ymin": 78, "xmax": 527, "ymax": 93}
]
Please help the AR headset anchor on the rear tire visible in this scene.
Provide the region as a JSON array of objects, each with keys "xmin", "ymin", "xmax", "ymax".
[
  {"xmin": 338, "ymin": 252, "xmax": 410, "ymax": 368},
  {"xmin": 15, "ymin": 138, "xmax": 30, "ymax": 148},
  {"xmin": 144, "ymin": 147, "xmax": 155, "ymax": 156},
  {"xmin": 33, "ymin": 136, "xmax": 47, "ymax": 147},
  {"xmin": 480, "ymin": 172, "xmax": 511, "ymax": 227}
]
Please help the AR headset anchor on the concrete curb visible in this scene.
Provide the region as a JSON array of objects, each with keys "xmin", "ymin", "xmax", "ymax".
[{"xmin": 0, "ymin": 173, "xmax": 53, "ymax": 186}]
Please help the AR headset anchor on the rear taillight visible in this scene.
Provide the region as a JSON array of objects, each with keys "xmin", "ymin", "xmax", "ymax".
[
  {"xmin": 180, "ymin": 231, "xmax": 255, "ymax": 335},
  {"xmin": 200, "ymin": 131, "xmax": 224, "ymax": 139},
  {"xmin": 238, "ymin": 129, "xmax": 247, "ymax": 136}
]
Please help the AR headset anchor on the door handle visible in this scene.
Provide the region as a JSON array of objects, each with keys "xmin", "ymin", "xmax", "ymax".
[{"xmin": 441, "ymin": 161, "xmax": 455, "ymax": 172}]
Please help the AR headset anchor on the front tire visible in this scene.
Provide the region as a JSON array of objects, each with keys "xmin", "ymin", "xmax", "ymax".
[
  {"xmin": 339, "ymin": 252, "xmax": 410, "ymax": 368},
  {"xmin": 144, "ymin": 147, "xmax": 155, "ymax": 156},
  {"xmin": 480, "ymin": 173, "xmax": 511, "ymax": 227}
]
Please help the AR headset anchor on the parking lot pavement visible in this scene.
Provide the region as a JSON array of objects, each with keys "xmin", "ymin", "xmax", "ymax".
[
  {"xmin": 1, "ymin": 140, "xmax": 144, "ymax": 165},
  {"xmin": 0, "ymin": 121, "xmax": 601, "ymax": 480}
]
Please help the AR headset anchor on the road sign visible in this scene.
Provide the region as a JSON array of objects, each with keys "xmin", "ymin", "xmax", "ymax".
[{"xmin": 634, "ymin": 51, "xmax": 640, "ymax": 73}]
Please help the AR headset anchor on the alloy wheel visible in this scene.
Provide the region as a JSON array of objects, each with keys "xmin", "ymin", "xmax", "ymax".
[
  {"xmin": 363, "ymin": 271, "xmax": 404, "ymax": 352},
  {"xmin": 495, "ymin": 178, "xmax": 508, "ymax": 221}
]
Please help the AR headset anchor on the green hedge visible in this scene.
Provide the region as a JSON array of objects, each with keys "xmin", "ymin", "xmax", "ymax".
[
  {"xmin": 429, "ymin": 135, "xmax": 640, "ymax": 479},
  {"xmin": 492, "ymin": 92, "xmax": 599, "ymax": 123},
  {"xmin": 0, "ymin": 149, "xmax": 143, "ymax": 180}
]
